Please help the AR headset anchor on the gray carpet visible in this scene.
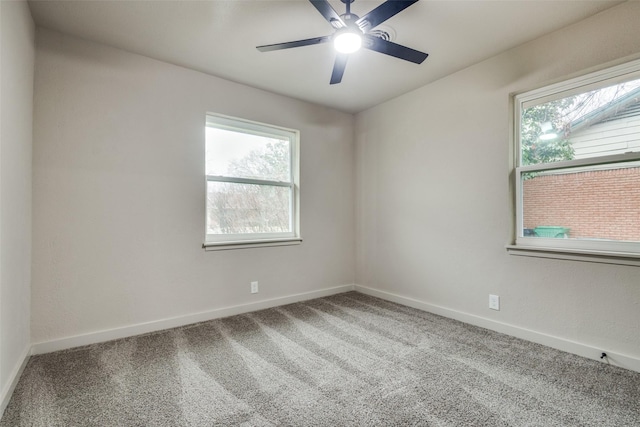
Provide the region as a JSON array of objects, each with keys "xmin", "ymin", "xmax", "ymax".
[{"xmin": 2, "ymin": 292, "xmax": 639, "ymax": 426}]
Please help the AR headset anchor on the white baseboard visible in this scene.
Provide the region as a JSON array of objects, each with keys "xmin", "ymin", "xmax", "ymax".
[
  {"xmin": 354, "ymin": 285, "xmax": 640, "ymax": 373},
  {"xmin": 1, "ymin": 345, "xmax": 31, "ymax": 417},
  {"xmin": 32, "ymin": 284, "xmax": 355, "ymax": 355},
  {"xmin": 27, "ymin": 282, "xmax": 640, "ymax": 371}
]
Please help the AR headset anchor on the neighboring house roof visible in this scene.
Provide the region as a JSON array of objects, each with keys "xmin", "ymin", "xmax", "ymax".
[
  {"xmin": 566, "ymin": 87, "xmax": 640, "ymax": 159},
  {"xmin": 569, "ymin": 86, "xmax": 640, "ymax": 134}
]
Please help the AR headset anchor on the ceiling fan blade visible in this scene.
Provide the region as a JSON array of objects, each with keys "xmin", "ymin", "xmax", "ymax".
[
  {"xmin": 257, "ymin": 36, "xmax": 331, "ymax": 52},
  {"xmin": 309, "ymin": 0, "xmax": 345, "ymax": 28},
  {"xmin": 363, "ymin": 35, "xmax": 428, "ymax": 64},
  {"xmin": 330, "ymin": 54, "xmax": 349, "ymax": 85},
  {"xmin": 356, "ymin": 0, "xmax": 419, "ymax": 31}
]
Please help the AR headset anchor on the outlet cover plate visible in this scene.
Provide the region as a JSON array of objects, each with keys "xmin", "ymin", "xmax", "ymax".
[{"xmin": 489, "ymin": 294, "xmax": 500, "ymax": 311}]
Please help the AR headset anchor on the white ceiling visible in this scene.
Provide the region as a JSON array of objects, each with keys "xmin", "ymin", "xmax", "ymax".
[{"xmin": 28, "ymin": 0, "xmax": 622, "ymax": 113}]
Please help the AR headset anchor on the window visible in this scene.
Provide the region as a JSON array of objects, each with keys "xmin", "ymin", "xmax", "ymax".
[
  {"xmin": 204, "ymin": 114, "xmax": 300, "ymax": 249},
  {"xmin": 511, "ymin": 59, "xmax": 640, "ymax": 262}
]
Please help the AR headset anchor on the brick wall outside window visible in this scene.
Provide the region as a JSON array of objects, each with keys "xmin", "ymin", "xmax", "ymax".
[{"xmin": 523, "ymin": 167, "xmax": 640, "ymax": 241}]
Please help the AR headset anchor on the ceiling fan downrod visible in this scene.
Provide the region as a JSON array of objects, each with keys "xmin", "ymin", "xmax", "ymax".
[{"xmin": 341, "ymin": 0, "xmax": 357, "ymax": 21}]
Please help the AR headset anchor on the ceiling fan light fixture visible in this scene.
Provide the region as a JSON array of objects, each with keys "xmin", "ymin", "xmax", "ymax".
[
  {"xmin": 539, "ymin": 121, "xmax": 559, "ymax": 141},
  {"xmin": 256, "ymin": 0, "xmax": 428, "ymax": 84},
  {"xmin": 334, "ymin": 30, "xmax": 362, "ymax": 54},
  {"xmin": 539, "ymin": 132, "xmax": 559, "ymax": 141}
]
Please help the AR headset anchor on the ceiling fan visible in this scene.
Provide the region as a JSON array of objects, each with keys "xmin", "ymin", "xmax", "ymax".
[{"xmin": 256, "ymin": 0, "xmax": 428, "ymax": 85}]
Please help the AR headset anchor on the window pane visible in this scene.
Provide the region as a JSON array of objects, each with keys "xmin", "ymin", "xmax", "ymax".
[
  {"xmin": 206, "ymin": 127, "xmax": 291, "ymax": 182},
  {"xmin": 521, "ymin": 78, "xmax": 640, "ymax": 166},
  {"xmin": 522, "ymin": 164, "xmax": 640, "ymax": 242},
  {"xmin": 206, "ymin": 181, "xmax": 291, "ymax": 235}
]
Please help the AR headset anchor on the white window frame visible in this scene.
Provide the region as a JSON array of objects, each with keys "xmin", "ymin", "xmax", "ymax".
[
  {"xmin": 508, "ymin": 59, "xmax": 640, "ymax": 265},
  {"xmin": 203, "ymin": 114, "xmax": 301, "ymax": 250}
]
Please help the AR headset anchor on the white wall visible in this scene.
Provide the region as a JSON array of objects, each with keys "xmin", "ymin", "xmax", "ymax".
[
  {"xmin": 25, "ymin": 0, "xmax": 640, "ymax": 370},
  {"xmin": 31, "ymin": 29, "xmax": 355, "ymax": 345},
  {"xmin": 356, "ymin": 1, "xmax": 640, "ymax": 368},
  {"xmin": 0, "ymin": 0, "xmax": 34, "ymax": 409}
]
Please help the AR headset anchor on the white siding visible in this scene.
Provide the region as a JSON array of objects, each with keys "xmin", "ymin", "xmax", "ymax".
[{"xmin": 570, "ymin": 113, "xmax": 640, "ymax": 158}]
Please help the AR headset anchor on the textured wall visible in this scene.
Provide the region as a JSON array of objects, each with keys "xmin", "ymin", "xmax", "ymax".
[
  {"xmin": 32, "ymin": 29, "xmax": 355, "ymax": 344},
  {"xmin": 0, "ymin": 0, "xmax": 34, "ymax": 404},
  {"xmin": 356, "ymin": 1, "xmax": 640, "ymax": 361}
]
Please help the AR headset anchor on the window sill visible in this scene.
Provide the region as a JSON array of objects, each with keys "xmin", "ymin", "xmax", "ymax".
[
  {"xmin": 203, "ymin": 237, "xmax": 302, "ymax": 251},
  {"xmin": 506, "ymin": 245, "xmax": 640, "ymax": 267}
]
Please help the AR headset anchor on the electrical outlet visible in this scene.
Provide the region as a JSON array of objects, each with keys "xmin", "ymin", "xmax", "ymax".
[
  {"xmin": 489, "ymin": 294, "xmax": 500, "ymax": 311},
  {"xmin": 251, "ymin": 281, "xmax": 259, "ymax": 294}
]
